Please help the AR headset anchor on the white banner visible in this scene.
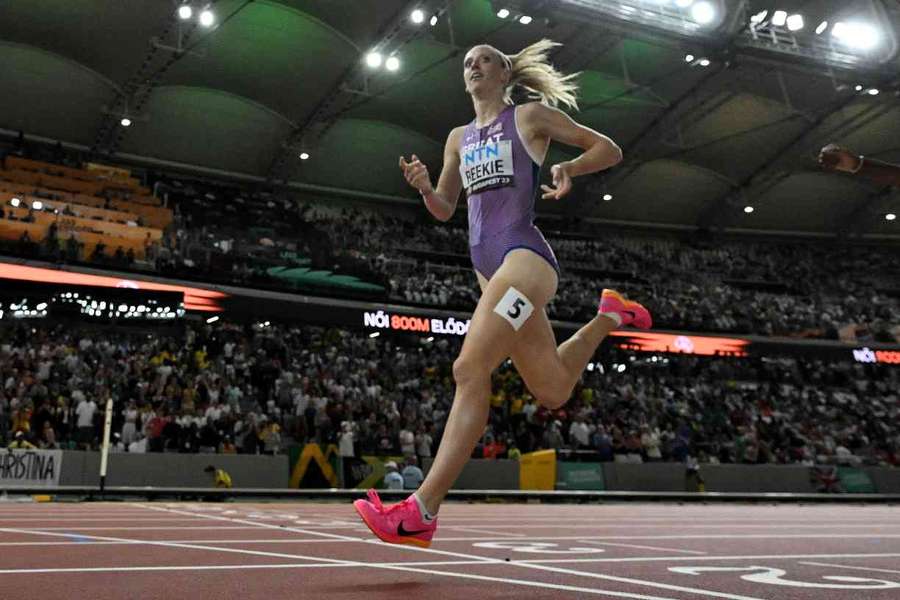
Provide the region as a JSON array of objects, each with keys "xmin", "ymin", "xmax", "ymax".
[{"xmin": 0, "ymin": 449, "xmax": 63, "ymax": 488}]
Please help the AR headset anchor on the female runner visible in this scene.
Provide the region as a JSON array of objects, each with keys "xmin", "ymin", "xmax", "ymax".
[{"xmin": 354, "ymin": 39, "xmax": 651, "ymax": 547}]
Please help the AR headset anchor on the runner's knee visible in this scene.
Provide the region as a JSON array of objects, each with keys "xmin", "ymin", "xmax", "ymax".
[
  {"xmin": 531, "ymin": 384, "xmax": 570, "ymax": 410},
  {"xmin": 452, "ymin": 355, "xmax": 490, "ymax": 389}
]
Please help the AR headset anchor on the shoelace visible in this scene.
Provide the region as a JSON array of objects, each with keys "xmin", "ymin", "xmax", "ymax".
[{"xmin": 366, "ymin": 489, "xmax": 383, "ymax": 511}]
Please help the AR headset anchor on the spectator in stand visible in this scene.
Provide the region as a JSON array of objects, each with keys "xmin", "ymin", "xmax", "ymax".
[
  {"xmin": 383, "ymin": 461, "xmax": 404, "ymax": 490},
  {"xmin": 338, "ymin": 421, "xmax": 355, "ymax": 458},
  {"xmin": 75, "ymin": 394, "xmax": 96, "ymax": 450},
  {"xmin": 398, "ymin": 421, "xmax": 416, "ymax": 457},
  {"xmin": 401, "ymin": 456, "xmax": 425, "ymax": 490},
  {"xmin": 8, "ymin": 430, "xmax": 36, "ymax": 449}
]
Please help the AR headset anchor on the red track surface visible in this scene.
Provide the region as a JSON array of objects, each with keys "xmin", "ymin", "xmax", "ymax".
[{"xmin": 0, "ymin": 501, "xmax": 898, "ymax": 599}]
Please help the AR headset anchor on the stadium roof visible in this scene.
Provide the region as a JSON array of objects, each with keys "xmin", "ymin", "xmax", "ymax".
[{"xmin": 1, "ymin": 0, "xmax": 899, "ymax": 238}]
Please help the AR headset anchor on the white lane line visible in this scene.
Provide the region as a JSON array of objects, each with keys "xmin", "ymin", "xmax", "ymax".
[
  {"xmin": 436, "ymin": 534, "xmax": 900, "ymax": 542},
  {"xmin": 3, "ymin": 525, "xmax": 339, "ymax": 531},
  {"xmin": 409, "ymin": 524, "xmax": 900, "ymax": 530},
  {"xmin": 517, "ymin": 553, "xmax": 900, "ymax": 564},
  {"xmin": 137, "ymin": 504, "xmax": 765, "ymax": 600},
  {"xmin": 0, "ymin": 518, "xmax": 218, "ymax": 522},
  {"xmin": 0, "ymin": 539, "xmax": 364, "ymax": 546},
  {"xmin": 580, "ymin": 541, "xmax": 707, "ymax": 555},
  {"xmin": 0, "ymin": 563, "xmax": 345, "ymax": 575},
  {"xmin": 522, "ymin": 564, "xmax": 767, "ymax": 600},
  {"xmin": 799, "ymin": 561, "xmax": 900, "ymax": 576},
  {"xmin": 136, "ymin": 504, "xmax": 681, "ymax": 600},
  {"xmin": 0, "ymin": 527, "xmax": 362, "ymax": 564},
  {"xmin": 3, "ymin": 522, "xmax": 676, "ymax": 600},
  {"xmin": 443, "ymin": 526, "xmax": 526, "ymax": 537}
]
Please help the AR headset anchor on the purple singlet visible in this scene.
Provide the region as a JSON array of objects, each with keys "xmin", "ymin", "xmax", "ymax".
[{"xmin": 458, "ymin": 104, "xmax": 560, "ymax": 280}]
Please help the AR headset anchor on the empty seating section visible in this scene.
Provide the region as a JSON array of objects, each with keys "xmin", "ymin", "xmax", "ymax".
[{"xmin": 0, "ymin": 156, "xmax": 172, "ymax": 260}]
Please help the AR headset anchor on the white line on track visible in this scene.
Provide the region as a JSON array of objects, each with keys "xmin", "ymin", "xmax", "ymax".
[
  {"xmin": 516, "ymin": 553, "xmax": 900, "ymax": 564},
  {"xmin": 2, "ymin": 526, "xmax": 259, "ymax": 531},
  {"xmin": 580, "ymin": 541, "xmax": 707, "ymax": 555},
  {"xmin": 135, "ymin": 504, "xmax": 765, "ymax": 600},
  {"xmin": 394, "ymin": 523, "xmax": 900, "ymax": 530},
  {"xmin": 799, "ymin": 561, "xmax": 900, "ymax": 576},
  {"xmin": 442, "ymin": 526, "xmax": 526, "ymax": 537},
  {"xmin": 0, "ymin": 518, "xmax": 223, "ymax": 522},
  {"xmin": 0, "ymin": 522, "xmax": 678, "ymax": 600}
]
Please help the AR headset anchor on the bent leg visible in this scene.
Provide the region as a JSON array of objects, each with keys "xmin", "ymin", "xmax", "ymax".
[
  {"xmin": 509, "ymin": 309, "xmax": 616, "ymax": 409},
  {"xmin": 417, "ymin": 251, "xmax": 558, "ymax": 514},
  {"xmin": 476, "ymin": 271, "xmax": 617, "ymax": 410}
]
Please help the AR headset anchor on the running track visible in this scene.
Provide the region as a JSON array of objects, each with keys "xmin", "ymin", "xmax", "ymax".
[{"xmin": 0, "ymin": 501, "xmax": 898, "ymax": 599}]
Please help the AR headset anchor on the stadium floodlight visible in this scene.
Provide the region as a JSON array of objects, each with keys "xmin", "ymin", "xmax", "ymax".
[
  {"xmin": 815, "ymin": 20, "xmax": 828, "ymax": 35},
  {"xmin": 519, "ymin": 15, "xmax": 532, "ymax": 24},
  {"xmin": 497, "ymin": 8, "xmax": 510, "ymax": 18},
  {"xmin": 750, "ymin": 10, "xmax": 768, "ymax": 25},
  {"xmin": 886, "ymin": 213, "xmax": 896, "ymax": 221},
  {"xmin": 772, "ymin": 11, "xmax": 787, "ymax": 27},
  {"xmin": 199, "ymin": 9, "xmax": 215, "ymax": 27},
  {"xmin": 603, "ymin": 194, "xmax": 613, "ymax": 201},
  {"xmin": 410, "ymin": 9, "xmax": 425, "ymax": 24},
  {"xmin": 832, "ymin": 22, "xmax": 880, "ymax": 51},
  {"xmin": 690, "ymin": 2, "xmax": 715, "ymax": 25},
  {"xmin": 178, "ymin": 5, "xmax": 193, "ymax": 20},
  {"xmin": 32, "ymin": 201, "xmax": 43, "ymax": 210},
  {"xmin": 299, "ymin": 152, "xmax": 310, "ymax": 160},
  {"xmin": 744, "ymin": 205, "xmax": 754, "ymax": 213},
  {"xmin": 385, "ymin": 56, "xmax": 400, "ymax": 71},
  {"xmin": 786, "ymin": 14, "xmax": 803, "ymax": 32},
  {"xmin": 120, "ymin": 117, "xmax": 132, "ymax": 127},
  {"xmin": 684, "ymin": 53, "xmax": 695, "ymax": 62},
  {"xmin": 365, "ymin": 51, "xmax": 383, "ymax": 68}
]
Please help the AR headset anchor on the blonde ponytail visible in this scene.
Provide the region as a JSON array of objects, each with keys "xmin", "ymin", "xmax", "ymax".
[{"xmin": 503, "ymin": 39, "xmax": 579, "ymax": 111}]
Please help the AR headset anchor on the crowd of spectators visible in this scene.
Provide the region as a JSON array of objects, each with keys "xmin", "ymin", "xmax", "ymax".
[
  {"xmin": 2, "ymin": 143, "xmax": 897, "ymax": 341},
  {"xmin": 2, "ymin": 319, "xmax": 896, "ymax": 469}
]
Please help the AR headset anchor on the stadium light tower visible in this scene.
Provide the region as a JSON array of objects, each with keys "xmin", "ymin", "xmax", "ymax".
[
  {"xmin": 741, "ymin": 0, "xmax": 898, "ymax": 70},
  {"xmin": 493, "ymin": 0, "xmax": 898, "ymax": 72},
  {"xmin": 492, "ymin": 0, "xmax": 737, "ymax": 41}
]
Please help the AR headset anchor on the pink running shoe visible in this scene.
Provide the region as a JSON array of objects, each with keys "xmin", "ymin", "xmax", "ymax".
[
  {"xmin": 353, "ymin": 491, "xmax": 438, "ymax": 548},
  {"xmin": 598, "ymin": 289, "xmax": 652, "ymax": 329}
]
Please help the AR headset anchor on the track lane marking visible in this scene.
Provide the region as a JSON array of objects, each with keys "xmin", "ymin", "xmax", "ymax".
[
  {"xmin": 0, "ymin": 522, "xmax": 678, "ymax": 600},
  {"xmin": 580, "ymin": 541, "xmax": 707, "ymax": 555},
  {"xmin": 799, "ymin": 562, "xmax": 900, "ymax": 576},
  {"xmin": 137, "ymin": 503, "xmax": 766, "ymax": 600}
]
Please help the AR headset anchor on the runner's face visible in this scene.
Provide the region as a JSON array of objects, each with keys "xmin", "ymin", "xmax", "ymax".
[{"xmin": 464, "ymin": 46, "xmax": 508, "ymax": 95}]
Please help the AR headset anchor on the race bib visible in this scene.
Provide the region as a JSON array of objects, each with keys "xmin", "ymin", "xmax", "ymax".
[{"xmin": 460, "ymin": 139, "xmax": 514, "ymax": 194}]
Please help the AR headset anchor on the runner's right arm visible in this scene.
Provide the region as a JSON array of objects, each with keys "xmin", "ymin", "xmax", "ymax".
[{"xmin": 399, "ymin": 127, "xmax": 464, "ymax": 222}]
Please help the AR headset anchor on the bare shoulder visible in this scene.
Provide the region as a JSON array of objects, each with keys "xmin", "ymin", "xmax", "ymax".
[
  {"xmin": 516, "ymin": 101, "xmax": 563, "ymax": 138},
  {"xmin": 447, "ymin": 126, "xmax": 466, "ymax": 145},
  {"xmin": 517, "ymin": 101, "xmax": 558, "ymax": 123}
]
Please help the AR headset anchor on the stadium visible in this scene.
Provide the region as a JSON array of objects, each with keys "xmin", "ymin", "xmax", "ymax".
[{"xmin": 0, "ymin": 0, "xmax": 898, "ymax": 597}]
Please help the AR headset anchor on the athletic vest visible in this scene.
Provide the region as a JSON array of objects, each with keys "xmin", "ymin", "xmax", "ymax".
[{"xmin": 459, "ymin": 105, "xmax": 541, "ymax": 245}]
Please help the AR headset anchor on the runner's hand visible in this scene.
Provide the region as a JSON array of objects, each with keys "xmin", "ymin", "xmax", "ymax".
[
  {"xmin": 818, "ymin": 144, "xmax": 861, "ymax": 173},
  {"xmin": 540, "ymin": 163, "xmax": 572, "ymax": 200},
  {"xmin": 399, "ymin": 154, "xmax": 434, "ymax": 195}
]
